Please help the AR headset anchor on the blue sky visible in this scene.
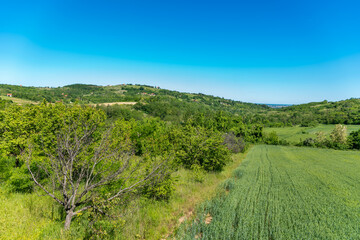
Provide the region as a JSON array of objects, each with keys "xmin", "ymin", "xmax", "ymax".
[{"xmin": 1, "ymin": 0, "xmax": 360, "ymax": 104}]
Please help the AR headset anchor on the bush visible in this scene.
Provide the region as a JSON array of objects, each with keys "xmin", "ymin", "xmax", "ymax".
[
  {"xmin": 326, "ymin": 141, "xmax": 348, "ymax": 150},
  {"xmin": 302, "ymin": 138, "xmax": 316, "ymax": 147},
  {"xmin": 0, "ymin": 157, "xmax": 15, "ymax": 182},
  {"xmin": 7, "ymin": 165, "xmax": 33, "ymax": 193},
  {"xmin": 264, "ymin": 131, "xmax": 280, "ymax": 145},
  {"xmin": 222, "ymin": 132, "xmax": 246, "ymax": 153},
  {"xmin": 330, "ymin": 124, "xmax": 347, "ymax": 144},
  {"xmin": 84, "ymin": 219, "xmax": 119, "ymax": 240},
  {"xmin": 348, "ymin": 129, "xmax": 360, "ymax": 149},
  {"xmin": 190, "ymin": 164, "xmax": 206, "ymax": 183},
  {"xmin": 142, "ymin": 173, "xmax": 176, "ymax": 201},
  {"xmin": 300, "ymin": 121, "xmax": 318, "ymax": 127},
  {"xmin": 175, "ymin": 127, "xmax": 231, "ymax": 171}
]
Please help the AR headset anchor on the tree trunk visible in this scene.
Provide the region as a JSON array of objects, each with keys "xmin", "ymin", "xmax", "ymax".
[{"xmin": 64, "ymin": 211, "xmax": 74, "ymax": 230}]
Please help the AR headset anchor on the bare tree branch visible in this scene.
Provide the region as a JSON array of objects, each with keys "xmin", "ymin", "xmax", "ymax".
[{"xmin": 26, "ymin": 119, "xmax": 168, "ymax": 230}]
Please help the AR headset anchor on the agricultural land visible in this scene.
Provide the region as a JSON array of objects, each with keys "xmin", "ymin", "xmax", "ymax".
[
  {"xmin": 176, "ymin": 145, "xmax": 360, "ymax": 239},
  {"xmin": 264, "ymin": 124, "xmax": 360, "ymax": 143}
]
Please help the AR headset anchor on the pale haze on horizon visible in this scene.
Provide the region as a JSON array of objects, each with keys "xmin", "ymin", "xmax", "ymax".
[{"xmin": 1, "ymin": 0, "xmax": 360, "ymax": 104}]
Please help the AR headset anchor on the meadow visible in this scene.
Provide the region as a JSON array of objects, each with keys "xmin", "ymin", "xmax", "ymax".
[
  {"xmin": 176, "ymin": 145, "xmax": 360, "ymax": 239},
  {"xmin": 264, "ymin": 124, "xmax": 360, "ymax": 143},
  {"xmin": 0, "ymin": 96, "xmax": 37, "ymax": 105},
  {"xmin": 0, "ymin": 152, "xmax": 248, "ymax": 240}
]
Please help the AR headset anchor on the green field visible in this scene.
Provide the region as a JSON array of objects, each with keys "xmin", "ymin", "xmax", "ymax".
[
  {"xmin": 265, "ymin": 124, "xmax": 360, "ymax": 143},
  {"xmin": 176, "ymin": 145, "xmax": 360, "ymax": 239},
  {"xmin": 0, "ymin": 96, "xmax": 38, "ymax": 105}
]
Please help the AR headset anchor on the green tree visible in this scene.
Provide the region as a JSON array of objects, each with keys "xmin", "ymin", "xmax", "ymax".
[
  {"xmin": 348, "ymin": 129, "xmax": 360, "ymax": 149},
  {"xmin": 174, "ymin": 125, "xmax": 230, "ymax": 171}
]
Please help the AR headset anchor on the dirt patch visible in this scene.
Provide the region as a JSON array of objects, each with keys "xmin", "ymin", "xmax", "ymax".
[
  {"xmin": 178, "ymin": 208, "xmax": 194, "ymax": 224},
  {"xmin": 195, "ymin": 232, "xmax": 203, "ymax": 239},
  {"xmin": 162, "ymin": 208, "xmax": 194, "ymax": 239},
  {"xmin": 178, "ymin": 215, "xmax": 186, "ymax": 224},
  {"xmin": 205, "ymin": 213, "xmax": 212, "ymax": 224}
]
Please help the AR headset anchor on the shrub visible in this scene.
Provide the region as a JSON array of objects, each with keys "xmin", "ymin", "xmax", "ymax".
[
  {"xmin": 348, "ymin": 129, "xmax": 360, "ymax": 149},
  {"xmin": 84, "ymin": 219, "xmax": 118, "ymax": 240},
  {"xmin": 190, "ymin": 164, "xmax": 206, "ymax": 183},
  {"xmin": 302, "ymin": 138, "xmax": 316, "ymax": 147},
  {"xmin": 300, "ymin": 121, "xmax": 318, "ymax": 127},
  {"xmin": 264, "ymin": 131, "xmax": 280, "ymax": 145},
  {"xmin": 142, "ymin": 173, "xmax": 176, "ymax": 201},
  {"xmin": 0, "ymin": 157, "xmax": 15, "ymax": 182},
  {"xmin": 175, "ymin": 126, "xmax": 231, "ymax": 172},
  {"xmin": 330, "ymin": 124, "xmax": 347, "ymax": 144},
  {"xmin": 7, "ymin": 165, "xmax": 33, "ymax": 193},
  {"xmin": 222, "ymin": 132, "xmax": 246, "ymax": 153}
]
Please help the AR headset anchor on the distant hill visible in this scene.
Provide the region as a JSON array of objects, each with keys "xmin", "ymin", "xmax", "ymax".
[
  {"xmin": 0, "ymin": 84, "xmax": 266, "ymax": 110},
  {"xmin": 0, "ymin": 83, "xmax": 269, "ymax": 123},
  {"xmin": 256, "ymin": 98, "xmax": 360, "ymax": 126},
  {"xmin": 1, "ymin": 83, "xmax": 359, "ymax": 126}
]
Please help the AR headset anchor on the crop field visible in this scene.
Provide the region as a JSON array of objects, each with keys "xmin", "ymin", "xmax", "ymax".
[
  {"xmin": 176, "ymin": 145, "xmax": 360, "ymax": 239},
  {"xmin": 264, "ymin": 124, "xmax": 360, "ymax": 143}
]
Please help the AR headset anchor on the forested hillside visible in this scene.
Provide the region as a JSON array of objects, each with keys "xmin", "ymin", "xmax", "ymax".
[
  {"xmin": 2, "ymin": 84, "xmax": 360, "ymax": 127},
  {"xmin": 257, "ymin": 98, "xmax": 360, "ymax": 126},
  {"xmin": 0, "ymin": 83, "xmax": 267, "ymax": 110}
]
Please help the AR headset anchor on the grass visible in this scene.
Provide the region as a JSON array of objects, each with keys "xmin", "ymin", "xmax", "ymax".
[
  {"xmin": 0, "ymin": 96, "xmax": 38, "ymax": 105},
  {"xmin": 176, "ymin": 145, "xmax": 360, "ymax": 239},
  {"xmin": 0, "ymin": 151, "xmax": 248, "ymax": 239},
  {"xmin": 118, "ymin": 151, "xmax": 248, "ymax": 239},
  {"xmin": 0, "ymin": 188, "xmax": 60, "ymax": 240},
  {"xmin": 264, "ymin": 124, "xmax": 360, "ymax": 143}
]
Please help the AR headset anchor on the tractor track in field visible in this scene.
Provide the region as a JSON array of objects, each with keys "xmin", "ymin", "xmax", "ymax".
[{"xmin": 176, "ymin": 145, "xmax": 360, "ymax": 239}]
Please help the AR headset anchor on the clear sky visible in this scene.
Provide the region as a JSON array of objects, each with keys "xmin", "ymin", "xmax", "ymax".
[{"xmin": 1, "ymin": 0, "xmax": 360, "ymax": 104}]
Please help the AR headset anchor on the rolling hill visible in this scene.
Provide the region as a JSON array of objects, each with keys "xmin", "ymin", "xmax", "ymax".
[{"xmin": 1, "ymin": 83, "xmax": 360, "ymax": 126}]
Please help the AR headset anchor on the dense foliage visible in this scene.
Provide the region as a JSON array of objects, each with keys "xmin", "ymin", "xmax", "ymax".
[
  {"xmin": 348, "ymin": 129, "xmax": 360, "ymax": 149},
  {"xmin": 0, "ymin": 99, "xmax": 255, "ymax": 228},
  {"xmin": 251, "ymin": 98, "xmax": 360, "ymax": 126}
]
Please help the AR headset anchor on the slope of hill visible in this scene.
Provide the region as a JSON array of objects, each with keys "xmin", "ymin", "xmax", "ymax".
[
  {"xmin": 1, "ymin": 83, "xmax": 360, "ymax": 126},
  {"xmin": 0, "ymin": 83, "xmax": 269, "ymax": 121},
  {"xmin": 261, "ymin": 98, "xmax": 360, "ymax": 126},
  {"xmin": 0, "ymin": 83, "xmax": 266, "ymax": 106}
]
